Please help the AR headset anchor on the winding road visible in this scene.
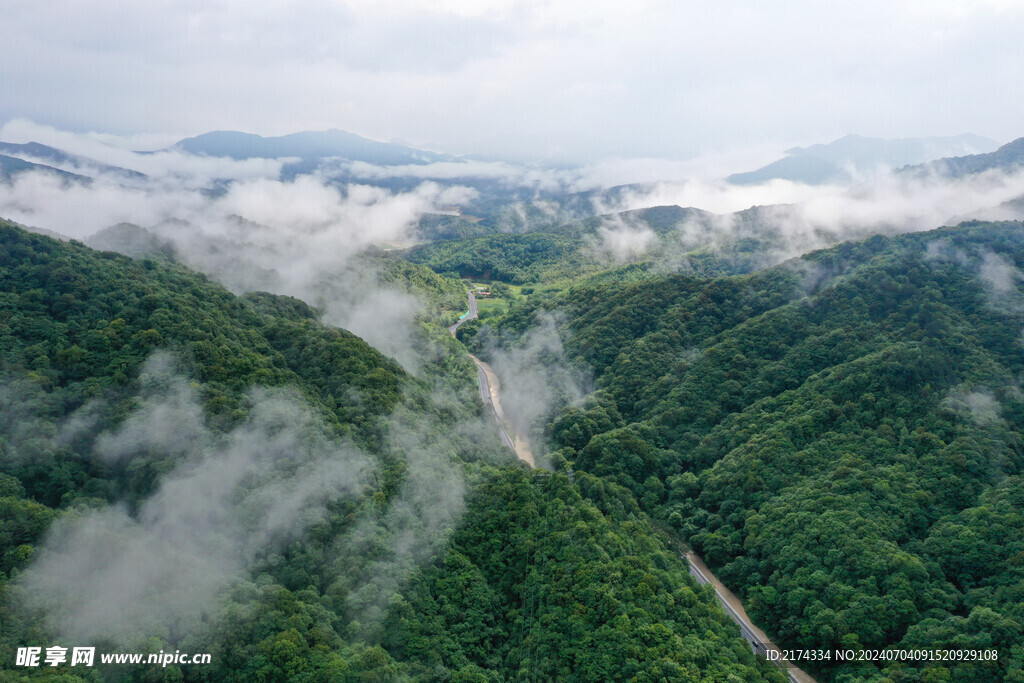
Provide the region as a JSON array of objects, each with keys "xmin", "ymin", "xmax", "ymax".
[
  {"xmin": 686, "ymin": 552, "xmax": 815, "ymax": 682},
  {"xmin": 450, "ymin": 291, "xmax": 534, "ymax": 466},
  {"xmin": 449, "ymin": 289, "xmax": 813, "ymax": 680},
  {"xmin": 447, "ymin": 289, "xmax": 479, "ymax": 335}
]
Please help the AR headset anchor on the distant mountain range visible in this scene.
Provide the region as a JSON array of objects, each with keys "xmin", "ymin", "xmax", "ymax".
[
  {"xmin": 899, "ymin": 136, "xmax": 1024, "ymax": 178},
  {"xmin": 0, "ymin": 153, "xmax": 91, "ymax": 183},
  {"xmin": 728, "ymin": 133, "xmax": 1000, "ymax": 185},
  {"xmin": 1, "ymin": 128, "xmax": 1022, "ymax": 230},
  {"xmin": 171, "ymin": 129, "xmax": 456, "ymax": 166},
  {"xmin": 0, "ymin": 141, "xmax": 145, "ymax": 181},
  {"xmin": 0, "ymin": 129, "xmax": 461, "ymax": 186}
]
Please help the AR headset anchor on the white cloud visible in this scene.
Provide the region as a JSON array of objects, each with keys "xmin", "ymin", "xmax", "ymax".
[
  {"xmin": 588, "ymin": 215, "xmax": 658, "ymax": 262},
  {"xmin": 606, "ymin": 166, "xmax": 1024, "ymax": 230},
  {"xmin": 0, "ymin": 118, "xmax": 284, "ymax": 184},
  {"xmin": 20, "ymin": 356, "xmax": 373, "ymax": 646},
  {"xmin": 0, "ymin": 144, "xmax": 473, "ymax": 370},
  {"xmin": 2, "ymin": 1, "xmax": 1022, "ymax": 159}
]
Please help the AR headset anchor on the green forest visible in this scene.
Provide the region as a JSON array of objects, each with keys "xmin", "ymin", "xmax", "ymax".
[
  {"xmin": 4, "ymin": 1, "xmax": 1023, "ymax": 679},
  {"xmin": 4, "ymin": 212, "xmax": 1024, "ymax": 681},
  {"xmin": 403, "ymin": 205, "xmax": 804, "ymax": 287},
  {"xmin": 460, "ymin": 220, "xmax": 1024, "ymax": 680},
  {"xmin": 0, "ymin": 220, "xmax": 782, "ymax": 681}
]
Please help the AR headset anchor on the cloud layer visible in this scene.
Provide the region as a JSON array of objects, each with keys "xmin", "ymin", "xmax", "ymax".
[
  {"xmin": 20, "ymin": 354, "xmax": 373, "ymax": 646},
  {"xmin": 17, "ymin": 352, "xmax": 473, "ymax": 648},
  {"xmin": 0, "ymin": 125, "xmax": 479, "ymax": 369},
  {"xmin": 3, "ymin": 2, "xmax": 1023, "ymax": 159}
]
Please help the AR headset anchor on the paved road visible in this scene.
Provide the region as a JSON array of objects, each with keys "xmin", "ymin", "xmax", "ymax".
[
  {"xmin": 471, "ymin": 356, "xmax": 516, "ymax": 451},
  {"xmin": 448, "ymin": 290, "xmax": 478, "ymax": 335},
  {"xmin": 449, "ymin": 290, "xmax": 534, "ymax": 465},
  {"xmin": 468, "ymin": 355, "xmax": 535, "ymax": 465},
  {"xmin": 686, "ymin": 552, "xmax": 815, "ymax": 682},
  {"xmin": 452, "ymin": 290, "xmax": 809, "ymax": 676}
]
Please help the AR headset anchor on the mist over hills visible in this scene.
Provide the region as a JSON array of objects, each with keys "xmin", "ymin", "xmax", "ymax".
[
  {"xmin": 728, "ymin": 133, "xmax": 1000, "ymax": 185},
  {"xmin": 7, "ymin": 0, "xmax": 1024, "ymax": 676},
  {"xmin": 901, "ymin": 136, "xmax": 1024, "ymax": 179},
  {"xmin": 3, "ymin": 117, "xmax": 1024, "ymax": 680},
  {"xmin": 1, "ymin": 125, "xmax": 1018, "ymax": 227},
  {"xmin": 0, "ymin": 153, "xmax": 90, "ymax": 183},
  {"xmin": 790, "ymin": 133, "xmax": 998, "ymax": 169},
  {"xmin": 457, "ymin": 219, "xmax": 1024, "ymax": 680},
  {"xmin": 2, "ymin": 122, "xmax": 1024, "ymax": 291},
  {"xmin": 172, "ymin": 129, "xmax": 456, "ymax": 166},
  {"xmin": 0, "ymin": 141, "xmax": 146, "ymax": 181},
  {"xmin": 2, "ymin": 122, "xmax": 1022, "ymax": 299},
  {"xmin": 86, "ymin": 222, "xmax": 178, "ymax": 260},
  {"xmin": 0, "ymin": 216, "xmax": 789, "ymax": 681}
]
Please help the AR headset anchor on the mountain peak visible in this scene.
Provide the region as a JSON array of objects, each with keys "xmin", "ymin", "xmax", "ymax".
[
  {"xmin": 731, "ymin": 133, "xmax": 1001, "ymax": 185},
  {"xmin": 172, "ymin": 129, "xmax": 454, "ymax": 165}
]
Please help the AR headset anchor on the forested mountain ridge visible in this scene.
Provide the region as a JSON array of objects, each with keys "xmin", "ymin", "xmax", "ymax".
[
  {"xmin": 171, "ymin": 129, "xmax": 454, "ymax": 166},
  {"xmin": 81, "ymin": 219, "xmax": 471, "ymax": 330},
  {"xmin": 728, "ymin": 133, "xmax": 999, "ymax": 185},
  {"xmin": 0, "ymin": 220, "xmax": 784, "ymax": 681},
  {"xmin": 0, "ymin": 219, "xmax": 415, "ymax": 447},
  {"xmin": 0, "ymin": 155, "xmax": 91, "ymax": 184},
  {"xmin": 0, "ymin": 141, "xmax": 146, "ymax": 181},
  {"xmin": 471, "ymin": 220, "xmax": 1024, "ymax": 680},
  {"xmin": 901, "ymin": 136, "xmax": 1024, "ymax": 179},
  {"xmin": 403, "ymin": 204, "xmax": 784, "ymax": 285}
]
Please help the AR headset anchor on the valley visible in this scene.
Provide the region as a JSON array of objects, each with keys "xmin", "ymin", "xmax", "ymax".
[
  {"xmin": 6, "ymin": 2, "xmax": 1024, "ymax": 678},
  {"xmin": 1, "ymin": 126, "xmax": 1022, "ymax": 681}
]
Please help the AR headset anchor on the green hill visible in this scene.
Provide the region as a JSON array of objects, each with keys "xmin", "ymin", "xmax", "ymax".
[
  {"xmin": 902, "ymin": 137, "xmax": 1024, "ymax": 178},
  {"xmin": 172, "ymin": 129, "xmax": 454, "ymax": 165},
  {"xmin": 478, "ymin": 220, "xmax": 1024, "ymax": 680},
  {"xmin": 0, "ymin": 220, "xmax": 781, "ymax": 681},
  {"xmin": 402, "ymin": 204, "xmax": 778, "ymax": 286}
]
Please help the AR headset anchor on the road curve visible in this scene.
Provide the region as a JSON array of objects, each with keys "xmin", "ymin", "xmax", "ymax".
[
  {"xmin": 452, "ymin": 291, "xmax": 812, "ymax": 677},
  {"xmin": 448, "ymin": 290, "xmax": 478, "ymax": 336},
  {"xmin": 450, "ymin": 291, "xmax": 534, "ymax": 466}
]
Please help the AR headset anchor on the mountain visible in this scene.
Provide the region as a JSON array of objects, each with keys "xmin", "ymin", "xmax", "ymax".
[
  {"xmin": 0, "ymin": 219, "xmax": 783, "ymax": 681},
  {"xmin": 470, "ymin": 220, "xmax": 1024, "ymax": 680},
  {"xmin": 727, "ymin": 153, "xmax": 854, "ymax": 185},
  {"xmin": 402, "ymin": 203, "xmax": 795, "ymax": 285},
  {"xmin": 0, "ymin": 141, "xmax": 146, "ymax": 181},
  {"xmin": 85, "ymin": 222, "xmax": 178, "ymax": 259},
  {"xmin": 786, "ymin": 133, "xmax": 998, "ymax": 169},
  {"xmin": 0, "ymin": 153, "xmax": 91, "ymax": 183},
  {"xmin": 729, "ymin": 133, "xmax": 1000, "ymax": 185},
  {"xmin": 402, "ymin": 201, "xmax": 855, "ymax": 285},
  {"xmin": 901, "ymin": 136, "xmax": 1024, "ymax": 178},
  {"xmin": 172, "ymin": 129, "xmax": 455, "ymax": 166}
]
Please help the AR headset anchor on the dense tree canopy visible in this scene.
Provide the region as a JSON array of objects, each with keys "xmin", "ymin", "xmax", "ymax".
[
  {"xmin": 0, "ymin": 220, "xmax": 777, "ymax": 681},
  {"xmin": 478, "ymin": 221, "xmax": 1024, "ymax": 680}
]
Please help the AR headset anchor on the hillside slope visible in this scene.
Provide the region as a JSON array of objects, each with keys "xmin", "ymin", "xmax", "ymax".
[
  {"xmin": 0, "ymin": 220, "xmax": 782, "ymax": 681},
  {"xmin": 903, "ymin": 137, "xmax": 1024, "ymax": 178},
  {"xmin": 480, "ymin": 221, "xmax": 1024, "ymax": 680}
]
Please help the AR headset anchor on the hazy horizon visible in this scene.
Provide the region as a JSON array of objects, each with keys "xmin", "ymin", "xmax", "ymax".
[
  {"xmin": 0, "ymin": 117, "xmax": 1010, "ymax": 188},
  {"xmin": 4, "ymin": 0, "xmax": 1024, "ymax": 163}
]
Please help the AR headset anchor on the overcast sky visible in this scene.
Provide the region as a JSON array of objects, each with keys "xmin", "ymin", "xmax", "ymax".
[{"xmin": 3, "ymin": 0, "xmax": 1023, "ymax": 161}]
